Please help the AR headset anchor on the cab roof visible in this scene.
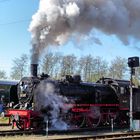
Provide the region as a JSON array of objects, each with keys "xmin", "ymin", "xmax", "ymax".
[{"xmin": 0, "ymin": 80, "xmax": 19, "ymax": 85}]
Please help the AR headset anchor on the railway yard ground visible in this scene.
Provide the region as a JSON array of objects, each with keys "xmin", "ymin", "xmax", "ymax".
[
  {"xmin": 1, "ymin": 125, "xmax": 140, "ymax": 140},
  {"xmin": 1, "ymin": 117, "xmax": 140, "ymax": 140}
]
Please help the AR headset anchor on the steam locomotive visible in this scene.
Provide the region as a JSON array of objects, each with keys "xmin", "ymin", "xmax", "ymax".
[{"xmin": 5, "ymin": 64, "xmax": 140, "ymax": 130}]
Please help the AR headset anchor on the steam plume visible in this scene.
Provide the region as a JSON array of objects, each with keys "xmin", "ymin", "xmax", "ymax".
[
  {"xmin": 34, "ymin": 79, "xmax": 72, "ymax": 130},
  {"xmin": 29, "ymin": 0, "xmax": 140, "ymax": 63}
]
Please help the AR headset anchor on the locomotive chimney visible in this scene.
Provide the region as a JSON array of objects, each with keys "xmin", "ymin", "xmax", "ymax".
[{"xmin": 31, "ymin": 64, "xmax": 38, "ymax": 77}]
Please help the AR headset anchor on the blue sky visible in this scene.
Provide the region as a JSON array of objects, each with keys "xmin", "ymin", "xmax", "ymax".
[{"xmin": 0, "ymin": 0, "xmax": 140, "ymax": 78}]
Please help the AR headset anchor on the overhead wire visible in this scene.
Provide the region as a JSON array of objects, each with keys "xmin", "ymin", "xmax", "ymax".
[
  {"xmin": 0, "ymin": 0, "xmax": 31, "ymax": 26},
  {"xmin": 0, "ymin": 19, "xmax": 31, "ymax": 26},
  {"xmin": 0, "ymin": 0, "xmax": 12, "ymax": 3}
]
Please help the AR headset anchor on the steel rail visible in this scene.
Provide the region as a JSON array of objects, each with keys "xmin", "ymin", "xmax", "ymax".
[
  {"xmin": 1, "ymin": 127, "xmax": 139, "ymax": 140},
  {"xmin": 52, "ymin": 131, "xmax": 140, "ymax": 140},
  {"xmin": 0, "ymin": 130, "xmax": 37, "ymax": 136}
]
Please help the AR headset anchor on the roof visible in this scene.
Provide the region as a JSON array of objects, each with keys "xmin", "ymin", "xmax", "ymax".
[
  {"xmin": 81, "ymin": 82, "xmax": 106, "ymax": 87},
  {"xmin": 96, "ymin": 77, "xmax": 130, "ymax": 86},
  {"xmin": 0, "ymin": 80, "xmax": 19, "ymax": 86}
]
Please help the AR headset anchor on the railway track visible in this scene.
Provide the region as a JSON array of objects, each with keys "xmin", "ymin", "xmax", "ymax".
[
  {"xmin": 1, "ymin": 130, "xmax": 140, "ymax": 139},
  {"xmin": 48, "ymin": 131, "xmax": 140, "ymax": 140},
  {"xmin": 0, "ymin": 130, "xmax": 39, "ymax": 136},
  {"xmin": 1, "ymin": 127, "xmax": 140, "ymax": 139}
]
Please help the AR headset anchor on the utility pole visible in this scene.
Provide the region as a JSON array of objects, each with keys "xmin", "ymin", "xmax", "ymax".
[
  {"xmin": 128, "ymin": 57, "xmax": 139, "ymax": 131},
  {"xmin": 129, "ymin": 67, "xmax": 134, "ymax": 131}
]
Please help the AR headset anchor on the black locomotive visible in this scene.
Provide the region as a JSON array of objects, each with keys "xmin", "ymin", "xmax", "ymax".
[{"xmin": 5, "ymin": 64, "xmax": 140, "ymax": 130}]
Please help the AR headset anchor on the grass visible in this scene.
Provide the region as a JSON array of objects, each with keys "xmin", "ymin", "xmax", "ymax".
[
  {"xmin": 0, "ymin": 136, "xmax": 49, "ymax": 140},
  {"xmin": 0, "ymin": 135, "xmax": 78, "ymax": 140},
  {"xmin": 0, "ymin": 135, "xmax": 82, "ymax": 140},
  {"xmin": 0, "ymin": 117, "xmax": 9, "ymax": 124}
]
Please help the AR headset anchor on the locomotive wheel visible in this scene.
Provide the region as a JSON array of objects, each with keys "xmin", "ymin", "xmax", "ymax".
[
  {"xmin": 86, "ymin": 114, "xmax": 101, "ymax": 128},
  {"xmin": 71, "ymin": 114, "xmax": 85, "ymax": 128},
  {"xmin": 86, "ymin": 107, "xmax": 101, "ymax": 128},
  {"xmin": 107, "ymin": 112, "xmax": 117, "ymax": 123},
  {"xmin": 117, "ymin": 111, "xmax": 129, "ymax": 127},
  {"xmin": 16, "ymin": 120, "xmax": 25, "ymax": 130}
]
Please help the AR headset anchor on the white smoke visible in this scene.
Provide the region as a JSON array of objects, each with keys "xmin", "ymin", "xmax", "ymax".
[
  {"xmin": 34, "ymin": 79, "xmax": 72, "ymax": 130},
  {"xmin": 29, "ymin": 0, "xmax": 140, "ymax": 63}
]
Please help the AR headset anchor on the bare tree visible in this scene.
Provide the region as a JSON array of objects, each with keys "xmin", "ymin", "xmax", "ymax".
[
  {"xmin": 10, "ymin": 54, "xmax": 28, "ymax": 80},
  {"xmin": 42, "ymin": 52, "xmax": 62, "ymax": 78},
  {"xmin": 52, "ymin": 53, "xmax": 62, "ymax": 79},
  {"xmin": 132, "ymin": 67, "xmax": 140, "ymax": 86},
  {"xmin": 0, "ymin": 70, "xmax": 7, "ymax": 79},
  {"xmin": 60, "ymin": 54, "xmax": 77, "ymax": 76},
  {"xmin": 136, "ymin": 67, "xmax": 140, "ymax": 79},
  {"xmin": 78, "ymin": 55, "xmax": 94, "ymax": 81},
  {"xmin": 92, "ymin": 56, "xmax": 108, "ymax": 81},
  {"xmin": 108, "ymin": 57, "xmax": 127, "ymax": 79},
  {"xmin": 41, "ymin": 53, "xmax": 128, "ymax": 82},
  {"xmin": 42, "ymin": 52, "xmax": 54, "ymax": 76}
]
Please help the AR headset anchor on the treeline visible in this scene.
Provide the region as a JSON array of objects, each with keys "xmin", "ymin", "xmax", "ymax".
[
  {"xmin": 0, "ymin": 53, "xmax": 140, "ymax": 84},
  {"xmin": 41, "ymin": 53, "xmax": 127, "ymax": 82}
]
